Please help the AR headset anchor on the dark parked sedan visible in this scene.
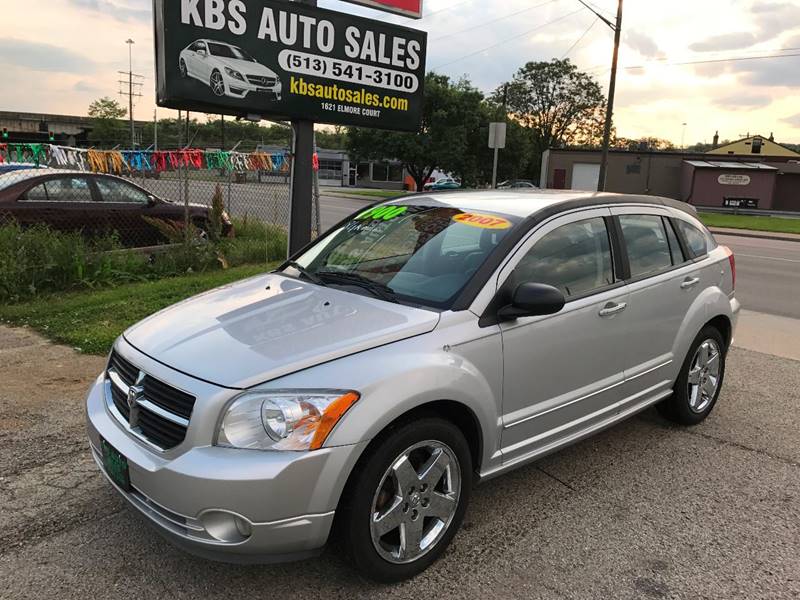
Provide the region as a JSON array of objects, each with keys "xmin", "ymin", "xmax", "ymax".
[{"xmin": 0, "ymin": 169, "xmax": 231, "ymax": 246}]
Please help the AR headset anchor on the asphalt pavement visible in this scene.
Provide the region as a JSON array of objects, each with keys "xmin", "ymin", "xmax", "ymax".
[
  {"xmin": 713, "ymin": 234, "xmax": 800, "ymax": 320},
  {"xmin": 1, "ymin": 326, "xmax": 798, "ymax": 599}
]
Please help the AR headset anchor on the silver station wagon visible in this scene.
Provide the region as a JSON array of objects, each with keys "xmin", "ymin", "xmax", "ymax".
[{"xmin": 86, "ymin": 190, "xmax": 739, "ymax": 581}]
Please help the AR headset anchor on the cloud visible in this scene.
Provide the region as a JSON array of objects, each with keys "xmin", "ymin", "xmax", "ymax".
[
  {"xmin": 66, "ymin": 0, "xmax": 150, "ymax": 22},
  {"xmin": 0, "ymin": 38, "xmax": 96, "ymax": 73},
  {"xmin": 782, "ymin": 114, "xmax": 800, "ymax": 128},
  {"xmin": 73, "ymin": 80, "xmax": 99, "ymax": 92},
  {"xmin": 751, "ymin": 2, "xmax": 800, "ymax": 36},
  {"xmin": 734, "ymin": 57, "xmax": 800, "ymax": 87},
  {"xmin": 625, "ymin": 31, "xmax": 665, "ymax": 59},
  {"xmin": 713, "ymin": 94, "xmax": 772, "ymax": 109},
  {"xmin": 689, "ymin": 32, "xmax": 758, "ymax": 52}
]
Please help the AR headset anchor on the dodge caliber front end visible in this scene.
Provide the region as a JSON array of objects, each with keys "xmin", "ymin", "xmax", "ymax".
[{"xmin": 85, "ymin": 337, "xmax": 368, "ymax": 562}]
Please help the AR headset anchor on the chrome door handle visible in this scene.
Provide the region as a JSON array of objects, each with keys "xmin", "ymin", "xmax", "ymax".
[
  {"xmin": 680, "ymin": 277, "xmax": 700, "ymax": 289},
  {"xmin": 598, "ymin": 301, "xmax": 627, "ymax": 317}
]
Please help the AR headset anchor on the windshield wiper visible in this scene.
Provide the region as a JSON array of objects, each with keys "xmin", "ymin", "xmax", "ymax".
[
  {"xmin": 284, "ymin": 261, "xmax": 326, "ymax": 287},
  {"xmin": 317, "ymin": 270, "xmax": 400, "ymax": 303}
]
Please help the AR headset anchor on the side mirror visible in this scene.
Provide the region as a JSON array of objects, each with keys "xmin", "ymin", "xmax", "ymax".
[
  {"xmin": 497, "ymin": 282, "xmax": 565, "ymax": 321},
  {"xmin": 146, "ymin": 195, "xmax": 157, "ymax": 207},
  {"xmin": 197, "ymin": 49, "xmax": 207, "ymax": 57}
]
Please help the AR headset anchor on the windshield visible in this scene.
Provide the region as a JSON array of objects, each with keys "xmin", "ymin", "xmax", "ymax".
[
  {"xmin": 290, "ymin": 204, "xmax": 519, "ymax": 309},
  {"xmin": 208, "ymin": 42, "xmax": 254, "ymax": 61}
]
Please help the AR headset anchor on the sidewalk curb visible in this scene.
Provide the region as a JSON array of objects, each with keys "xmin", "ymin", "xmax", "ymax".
[{"xmin": 708, "ymin": 228, "xmax": 800, "ymax": 244}]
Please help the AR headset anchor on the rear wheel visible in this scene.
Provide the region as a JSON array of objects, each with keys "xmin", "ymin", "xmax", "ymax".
[
  {"xmin": 339, "ymin": 418, "xmax": 472, "ymax": 582},
  {"xmin": 658, "ymin": 326, "xmax": 726, "ymax": 425}
]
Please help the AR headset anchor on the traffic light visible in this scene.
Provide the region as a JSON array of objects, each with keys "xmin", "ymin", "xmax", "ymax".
[
  {"xmin": 1, "ymin": 128, "xmax": 8, "ymax": 140},
  {"xmin": 48, "ymin": 131, "xmax": 55, "ymax": 142}
]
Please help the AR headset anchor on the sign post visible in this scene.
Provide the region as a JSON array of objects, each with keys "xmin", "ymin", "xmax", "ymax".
[{"xmin": 488, "ymin": 122, "xmax": 506, "ymax": 189}]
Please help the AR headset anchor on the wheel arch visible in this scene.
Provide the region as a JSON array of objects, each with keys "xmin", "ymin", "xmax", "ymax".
[{"xmin": 704, "ymin": 313, "xmax": 732, "ymax": 350}]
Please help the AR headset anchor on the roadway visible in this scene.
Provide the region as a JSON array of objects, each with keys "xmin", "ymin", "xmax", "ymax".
[{"xmin": 714, "ymin": 234, "xmax": 800, "ymax": 320}]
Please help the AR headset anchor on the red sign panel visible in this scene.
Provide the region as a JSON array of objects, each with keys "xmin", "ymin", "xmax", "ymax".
[{"xmin": 340, "ymin": 0, "xmax": 423, "ymax": 19}]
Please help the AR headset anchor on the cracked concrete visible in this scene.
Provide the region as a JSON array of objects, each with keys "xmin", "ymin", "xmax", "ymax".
[{"xmin": 0, "ymin": 325, "xmax": 798, "ymax": 599}]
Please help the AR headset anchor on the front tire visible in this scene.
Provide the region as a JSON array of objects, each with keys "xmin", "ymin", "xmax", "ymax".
[
  {"xmin": 339, "ymin": 417, "xmax": 472, "ymax": 582},
  {"xmin": 658, "ymin": 326, "xmax": 726, "ymax": 425},
  {"xmin": 179, "ymin": 58, "xmax": 187, "ymax": 78},
  {"xmin": 210, "ymin": 69, "xmax": 225, "ymax": 97}
]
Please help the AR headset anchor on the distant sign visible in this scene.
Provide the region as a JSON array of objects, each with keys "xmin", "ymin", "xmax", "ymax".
[
  {"xmin": 718, "ymin": 174, "xmax": 751, "ymax": 186},
  {"xmin": 488, "ymin": 122, "xmax": 506, "ymax": 149},
  {"xmin": 154, "ymin": 0, "xmax": 427, "ymax": 131},
  {"xmin": 723, "ymin": 197, "xmax": 758, "ymax": 209},
  {"xmin": 341, "ymin": 0, "xmax": 423, "ymax": 19}
]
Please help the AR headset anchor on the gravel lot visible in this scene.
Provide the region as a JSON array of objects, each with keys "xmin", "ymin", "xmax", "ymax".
[{"xmin": 1, "ymin": 325, "xmax": 798, "ymax": 600}]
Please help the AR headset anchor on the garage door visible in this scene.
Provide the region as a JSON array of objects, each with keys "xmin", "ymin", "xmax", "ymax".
[{"xmin": 571, "ymin": 163, "xmax": 600, "ymax": 191}]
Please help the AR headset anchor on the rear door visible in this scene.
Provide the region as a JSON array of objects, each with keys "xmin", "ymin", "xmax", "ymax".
[
  {"xmin": 609, "ymin": 206, "xmax": 704, "ymax": 399},
  {"xmin": 497, "ymin": 209, "xmax": 631, "ymax": 464}
]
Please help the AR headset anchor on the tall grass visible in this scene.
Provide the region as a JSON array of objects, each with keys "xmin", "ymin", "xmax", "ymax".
[{"xmin": 0, "ymin": 219, "xmax": 287, "ymax": 303}]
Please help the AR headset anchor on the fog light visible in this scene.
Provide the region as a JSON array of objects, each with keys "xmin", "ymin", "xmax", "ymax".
[{"xmin": 199, "ymin": 510, "xmax": 253, "ymax": 543}]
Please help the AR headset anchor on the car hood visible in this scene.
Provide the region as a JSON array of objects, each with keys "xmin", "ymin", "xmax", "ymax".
[
  {"xmin": 216, "ymin": 57, "xmax": 277, "ymax": 78},
  {"xmin": 123, "ymin": 273, "xmax": 439, "ymax": 389}
]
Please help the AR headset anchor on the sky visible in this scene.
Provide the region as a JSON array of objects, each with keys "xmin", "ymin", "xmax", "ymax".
[{"xmin": 1, "ymin": 0, "xmax": 799, "ymax": 145}]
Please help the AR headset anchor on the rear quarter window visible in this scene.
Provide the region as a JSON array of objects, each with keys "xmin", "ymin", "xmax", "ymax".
[{"xmin": 674, "ymin": 218, "xmax": 715, "ymax": 258}]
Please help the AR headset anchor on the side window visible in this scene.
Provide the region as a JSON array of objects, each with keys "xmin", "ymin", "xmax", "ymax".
[
  {"xmin": 663, "ymin": 217, "xmax": 686, "ymax": 264},
  {"xmin": 673, "ymin": 219, "xmax": 709, "ymax": 258},
  {"xmin": 23, "ymin": 183, "xmax": 49, "ymax": 201},
  {"xmin": 94, "ymin": 178, "xmax": 150, "ymax": 204},
  {"xmin": 619, "ymin": 215, "xmax": 673, "ymax": 278},
  {"xmin": 22, "ymin": 178, "xmax": 93, "ymax": 202},
  {"xmin": 513, "ymin": 217, "xmax": 614, "ymax": 299}
]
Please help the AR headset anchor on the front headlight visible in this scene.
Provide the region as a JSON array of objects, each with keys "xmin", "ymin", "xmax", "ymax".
[
  {"xmin": 224, "ymin": 67, "xmax": 245, "ymax": 81},
  {"xmin": 216, "ymin": 390, "xmax": 359, "ymax": 451}
]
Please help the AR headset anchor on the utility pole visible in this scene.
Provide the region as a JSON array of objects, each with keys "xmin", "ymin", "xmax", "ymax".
[
  {"xmin": 221, "ymin": 114, "xmax": 226, "ymax": 151},
  {"xmin": 185, "ymin": 111, "xmax": 190, "ymax": 147},
  {"xmin": 153, "ymin": 109, "xmax": 158, "ymax": 151},
  {"xmin": 288, "ymin": 0, "xmax": 318, "ymax": 255},
  {"xmin": 118, "ymin": 39, "xmax": 143, "ymax": 149},
  {"xmin": 587, "ymin": 0, "xmax": 623, "ymax": 192}
]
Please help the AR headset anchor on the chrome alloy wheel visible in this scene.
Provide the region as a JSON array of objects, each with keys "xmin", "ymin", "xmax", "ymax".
[
  {"xmin": 687, "ymin": 339, "xmax": 721, "ymax": 413},
  {"xmin": 370, "ymin": 440, "xmax": 461, "ymax": 564},
  {"xmin": 210, "ymin": 71, "xmax": 225, "ymax": 96}
]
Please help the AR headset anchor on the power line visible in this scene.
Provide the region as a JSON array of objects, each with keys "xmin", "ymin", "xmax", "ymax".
[
  {"xmin": 431, "ymin": 0, "xmax": 559, "ymax": 42},
  {"xmin": 575, "ymin": 0, "xmax": 615, "ymax": 29},
  {"xmin": 425, "ymin": 0, "xmax": 473, "ymax": 17},
  {"xmin": 562, "ymin": 16, "xmax": 599, "ymax": 58},
  {"xmin": 588, "ymin": 48, "xmax": 800, "ymax": 73},
  {"xmin": 433, "ymin": 8, "xmax": 584, "ymax": 69}
]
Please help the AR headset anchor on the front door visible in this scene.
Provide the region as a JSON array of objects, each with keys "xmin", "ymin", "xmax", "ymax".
[{"xmin": 497, "ymin": 209, "xmax": 630, "ymax": 466}]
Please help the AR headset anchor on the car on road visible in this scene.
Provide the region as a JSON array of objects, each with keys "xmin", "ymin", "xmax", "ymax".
[
  {"xmin": 422, "ymin": 176, "xmax": 461, "ymax": 191},
  {"xmin": 498, "ymin": 179, "xmax": 537, "ymax": 189},
  {"xmin": 86, "ymin": 190, "xmax": 738, "ymax": 581},
  {"xmin": 0, "ymin": 169, "xmax": 232, "ymax": 246},
  {"xmin": 179, "ymin": 39, "xmax": 282, "ymax": 100}
]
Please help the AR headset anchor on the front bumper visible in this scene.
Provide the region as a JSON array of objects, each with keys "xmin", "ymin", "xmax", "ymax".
[
  {"xmin": 226, "ymin": 78, "xmax": 282, "ymax": 100},
  {"xmin": 86, "ymin": 373, "xmax": 367, "ymax": 563}
]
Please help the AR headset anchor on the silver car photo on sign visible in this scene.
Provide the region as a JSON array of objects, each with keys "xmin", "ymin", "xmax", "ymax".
[
  {"xmin": 178, "ymin": 39, "xmax": 282, "ymax": 100},
  {"xmin": 86, "ymin": 190, "xmax": 739, "ymax": 582}
]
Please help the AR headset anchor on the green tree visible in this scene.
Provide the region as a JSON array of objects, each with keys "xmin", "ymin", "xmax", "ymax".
[
  {"xmin": 347, "ymin": 73, "xmax": 486, "ymax": 191},
  {"xmin": 87, "ymin": 97, "xmax": 128, "ymax": 148},
  {"xmin": 493, "ymin": 59, "xmax": 606, "ymax": 180}
]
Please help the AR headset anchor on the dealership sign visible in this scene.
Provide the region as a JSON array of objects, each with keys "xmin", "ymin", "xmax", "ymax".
[
  {"xmin": 154, "ymin": 0, "xmax": 427, "ymax": 131},
  {"xmin": 340, "ymin": 0, "xmax": 423, "ymax": 19}
]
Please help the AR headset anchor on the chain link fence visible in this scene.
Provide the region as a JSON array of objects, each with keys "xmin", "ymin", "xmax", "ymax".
[{"xmin": 0, "ymin": 143, "xmax": 321, "ymax": 250}]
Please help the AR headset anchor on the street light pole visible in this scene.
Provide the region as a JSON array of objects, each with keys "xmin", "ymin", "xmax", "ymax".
[
  {"xmin": 126, "ymin": 39, "xmax": 135, "ymax": 149},
  {"xmin": 596, "ymin": 0, "xmax": 623, "ymax": 192}
]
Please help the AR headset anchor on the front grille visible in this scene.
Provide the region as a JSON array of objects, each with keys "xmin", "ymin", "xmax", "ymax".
[
  {"xmin": 107, "ymin": 351, "xmax": 196, "ymax": 450},
  {"xmin": 246, "ymin": 75, "xmax": 276, "ymax": 87}
]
